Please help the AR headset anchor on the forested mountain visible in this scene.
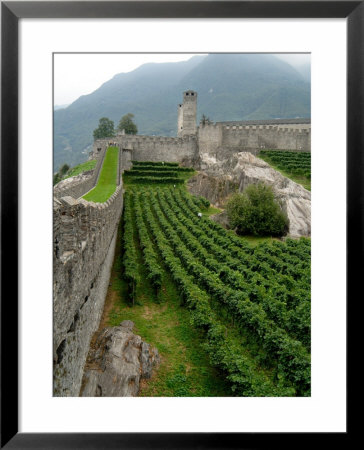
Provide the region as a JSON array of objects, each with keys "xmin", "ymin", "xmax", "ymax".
[{"xmin": 54, "ymin": 54, "xmax": 310, "ymax": 170}]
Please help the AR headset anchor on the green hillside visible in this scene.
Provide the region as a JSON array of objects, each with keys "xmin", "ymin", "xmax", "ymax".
[{"xmin": 54, "ymin": 54, "xmax": 310, "ymax": 170}]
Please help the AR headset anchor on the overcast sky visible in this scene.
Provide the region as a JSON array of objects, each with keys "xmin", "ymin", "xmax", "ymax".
[{"xmin": 54, "ymin": 53, "xmax": 310, "ymax": 106}]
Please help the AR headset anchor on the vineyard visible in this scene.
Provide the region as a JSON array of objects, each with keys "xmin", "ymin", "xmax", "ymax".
[
  {"xmin": 123, "ymin": 161, "xmax": 195, "ymax": 185},
  {"xmin": 116, "ymin": 162, "xmax": 311, "ymax": 397},
  {"xmin": 259, "ymin": 150, "xmax": 311, "ymax": 190}
]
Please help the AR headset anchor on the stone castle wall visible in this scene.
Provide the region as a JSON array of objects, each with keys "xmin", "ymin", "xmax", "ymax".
[
  {"xmin": 198, "ymin": 122, "xmax": 310, "ymax": 159},
  {"xmin": 53, "ymin": 153, "xmax": 123, "ymax": 396},
  {"xmin": 123, "ymin": 135, "xmax": 198, "ymax": 165},
  {"xmin": 177, "ymin": 103, "xmax": 183, "ymax": 136},
  {"xmin": 91, "ymin": 90, "xmax": 310, "ymax": 165},
  {"xmin": 54, "ymin": 143, "xmax": 108, "ymax": 200},
  {"xmin": 94, "ymin": 135, "xmax": 199, "ymax": 167},
  {"xmin": 197, "ymin": 122, "xmax": 223, "ymax": 155},
  {"xmin": 93, "ymin": 120, "xmax": 310, "ymax": 170},
  {"xmin": 221, "ymin": 124, "xmax": 310, "ymax": 151},
  {"xmin": 53, "ymin": 90, "xmax": 311, "ymax": 396}
]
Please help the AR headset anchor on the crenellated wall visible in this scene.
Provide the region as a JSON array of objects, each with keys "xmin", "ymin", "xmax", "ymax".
[
  {"xmin": 54, "ymin": 144, "xmax": 108, "ymax": 200},
  {"xmin": 197, "ymin": 122, "xmax": 310, "ymax": 159},
  {"xmin": 222, "ymin": 124, "xmax": 310, "ymax": 151},
  {"xmin": 54, "ymin": 89, "xmax": 311, "ymax": 396},
  {"xmin": 53, "ymin": 151, "xmax": 124, "ymax": 397},
  {"xmin": 124, "ymin": 135, "xmax": 198, "ymax": 165},
  {"xmin": 94, "ymin": 134, "xmax": 199, "ymax": 167},
  {"xmin": 92, "ymin": 90, "xmax": 310, "ymax": 168},
  {"xmin": 198, "ymin": 122, "xmax": 223, "ymax": 155},
  {"xmin": 92, "ymin": 120, "xmax": 310, "ymax": 172}
]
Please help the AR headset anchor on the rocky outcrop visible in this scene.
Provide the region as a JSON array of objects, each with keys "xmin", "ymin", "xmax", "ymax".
[
  {"xmin": 210, "ymin": 210, "xmax": 230, "ymax": 228},
  {"xmin": 188, "ymin": 151, "xmax": 311, "ymax": 237},
  {"xmin": 81, "ymin": 321, "xmax": 160, "ymax": 397},
  {"xmin": 187, "ymin": 171, "xmax": 239, "ymax": 207}
]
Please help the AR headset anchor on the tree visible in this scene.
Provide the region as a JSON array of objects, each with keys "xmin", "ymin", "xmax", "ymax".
[
  {"xmin": 59, "ymin": 163, "xmax": 70, "ymax": 176},
  {"xmin": 93, "ymin": 117, "xmax": 115, "ymax": 140},
  {"xmin": 53, "ymin": 164, "xmax": 70, "ymax": 185},
  {"xmin": 117, "ymin": 113, "xmax": 138, "ymax": 135},
  {"xmin": 200, "ymin": 114, "xmax": 211, "ymax": 125},
  {"xmin": 226, "ymin": 183, "xmax": 289, "ymax": 237},
  {"xmin": 53, "ymin": 172, "xmax": 61, "ymax": 185}
]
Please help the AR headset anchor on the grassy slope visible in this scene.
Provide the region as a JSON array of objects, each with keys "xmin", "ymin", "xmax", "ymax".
[
  {"xmin": 64, "ymin": 159, "xmax": 97, "ymax": 179},
  {"xmin": 258, "ymin": 154, "xmax": 311, "ymax": 191},
  {"xmin": 83, "ymin": 147, "xmax": 119, "ymax": 202},
  {"xmin": 202, "ymin": 205, "xmax": 222, "ymax": 217}
]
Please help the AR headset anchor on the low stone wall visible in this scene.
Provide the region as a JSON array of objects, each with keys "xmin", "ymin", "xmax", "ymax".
[
  {"xmin": 131, "ymin": 136, "xmax": 198, "ymax": 166},
  {"xmin": 94, "ymin": 135, "xmax": 199, "ymax": 167},
  {"xmin": 94, "ymin": 123, "xmax": 310, "ymax": 171},
  {"xmin": 53, "ymin": 145, "xmax": 107, "ymax": 200},
  {"xmin": 222, "ymin": 125, "xmax": 311, "ymax": 151},
  {"xmin": 198, "ymin": 122, "xmax": 311, "ymax": 160},
  {"xmin": 53, "ymin": 181, "xmax": 124, "ymax": 396}
]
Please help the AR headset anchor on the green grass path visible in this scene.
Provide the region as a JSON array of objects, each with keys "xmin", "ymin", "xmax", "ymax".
[{"xmin": 83, "ymin": 146, "xmax": 119, "ymax": 202}]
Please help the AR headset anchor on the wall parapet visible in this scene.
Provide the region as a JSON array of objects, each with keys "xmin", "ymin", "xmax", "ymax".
[
  {"xmin": 54, "ymin": 146, "xmax": 107, "ymax": 200},
  {"xmin": 222, "ymin": 124, "xmax": 310, "ymax": 134},
  {"xmin": 53, "ymin": 178, "xmax": 124, "ymax": 396}
]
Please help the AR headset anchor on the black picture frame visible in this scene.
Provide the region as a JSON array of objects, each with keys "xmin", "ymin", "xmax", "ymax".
[{"xmin": 1, "ymin": 1, "xmax": 359, "ymax": 448}]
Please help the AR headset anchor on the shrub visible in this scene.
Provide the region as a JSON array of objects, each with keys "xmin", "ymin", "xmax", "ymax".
[
  {"xmin": 192, "ymin": 195, "xmax": 210, "ymax": 209},
  {"xmin": 126, "ymin": 176, "xmax": 184, "ymax": 184},
  {"xmin": 226, "ymin": 183, "xmax": 289, "ymax": 237},
  {"xmin": 59, "ymin": 164, "xmax": 70, "ymax": 176},
  {"xmin": 53, "ymin": 172, "xmax": 61, "ymax": 185},
  {"xmin": 197, "ymin": 196, "xmax": 210, "ymax": 209},
  {"xmin": 124, "ymin": 170, "xmax": 178, "ymax": 177}
]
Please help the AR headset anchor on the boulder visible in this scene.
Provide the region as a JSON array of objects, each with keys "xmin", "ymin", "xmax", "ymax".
[
  {"xmin": 81, "ymin": 320, "xmax": 160, "ymax": 397},
  {"xmin": 188, "ymin": 151, "xmax": 311, "ymax": 237},
  {"xmin": 187, "ymin": 172, "xmax": 238, "ymax": 208}
]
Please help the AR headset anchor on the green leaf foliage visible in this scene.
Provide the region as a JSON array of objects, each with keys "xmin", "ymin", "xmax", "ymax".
[
  {"xmin": 117, "ymin": 113, "xmax": 138, "ymax": 135},
  {"xmin": 54, "ymin": 54, "xmax": 310, "ymax": 170},
  {"xmin": 93, "ymin": 117, "xmax": 115, "ymax": 139},
  {"xmin": 59, "ymin": 163, "xmax": 70, "ymax": 175},
  {"xmin": 259, "ymin": 150, "xmax": 311, "ymax": 190},
  {"xmin": 119, "ymin": 176, "xmax": 311, "ymax": 396},
  {"xmin": 226, "ymin": 183, "xmax": 289, "ymax": 237}
]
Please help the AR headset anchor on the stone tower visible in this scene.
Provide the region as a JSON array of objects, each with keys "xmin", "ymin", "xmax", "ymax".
[{"xmin": 177, "ymin": 90, "xmax": 197, "ymax": 137}]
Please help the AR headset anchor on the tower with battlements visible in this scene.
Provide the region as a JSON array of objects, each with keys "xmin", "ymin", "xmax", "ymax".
[{"xmin": 177, "ymin": 90, "xmax": 198, "ymax": 137}]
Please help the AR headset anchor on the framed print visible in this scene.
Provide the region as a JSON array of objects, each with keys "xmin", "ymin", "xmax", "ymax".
[{"xmin": 1, "ymin": 1, "xmax": 360, "ymax": 448}]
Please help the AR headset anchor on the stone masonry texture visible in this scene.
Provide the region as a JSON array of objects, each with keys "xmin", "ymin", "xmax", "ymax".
[
  {"xmin": 53, "ymin": 145, "xmax": 123, "ymax": 396},
  {"xmin": 54, "ymin": 90, "xmax": 311, "ymax": 395}
]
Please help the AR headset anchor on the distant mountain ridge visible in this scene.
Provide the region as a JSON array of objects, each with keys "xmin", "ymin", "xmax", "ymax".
[
  {"xmin": 54, "ymin": 54, "xmax": 310, "ymax": 170},
  {"xmin": 54, "ymin": 104, "xmax": 70, "ymax": 111}
]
